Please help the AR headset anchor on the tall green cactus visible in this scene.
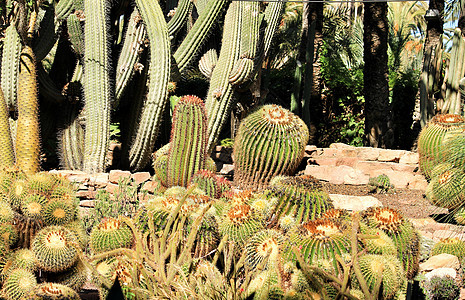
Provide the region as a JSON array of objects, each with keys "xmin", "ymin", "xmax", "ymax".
[
  {"xmin": 16, "ymin": 46, "xmax": 41, "ymax": 175},
  {"xmin": 82, "ymin": 0, "xmax": 113, "ymax": 173},
  {"xmin": 154, "ymin": 95, "xmax": 208, "ymax": 188},
  {"xmin": 417, "ymin": 114, "xmax": 465, "ymax": 179},
  {"xmin": 167, "ymin": 0, "xmax": 193, "ymax": 38},
  {"xmin": 1, "ymin": 24, "xmax": 21, "ymax": 112},
  {"xmin": 126, "ymin": 0, "xmax": 170, "ymax": 171},
  {"xmin": 0, "ymin": 87, "xmax": 14, "ymax": 168},
  {"xmin": 443, "ymin": 28, "xmax": 465, "ymax": 115},
  {"xmin": 233, "ymin": 104, "xmax": 309, "ymax": 190}
]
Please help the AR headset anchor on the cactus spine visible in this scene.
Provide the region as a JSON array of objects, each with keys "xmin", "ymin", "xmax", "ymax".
[
  {"xmin": 16, "ymin": 46, "xmax": 41, "ymax": 175},
  {"xmin": 67, "ymin": 12, "xmax": 84, "ymax": 58},
  {"xmin": 0, "ymin": 87, "xmax": 15, "ymax": 168},
  {"xmin": 1, "ymin": 24, "xmax": 21, "ymax": 112},
  {"xmin": 127, "ymin": 0, "xmax": 170, "ymax": 171},
  {"xmin": 167, "ymin": 0, "xmax": 193, "ymax": 38},
  {"xmin": 233, "ymin": 105, "xmax": 309, "ymax": 190}
]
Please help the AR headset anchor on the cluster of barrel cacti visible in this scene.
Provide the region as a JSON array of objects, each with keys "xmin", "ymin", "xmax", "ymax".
[
  {"xmin": 0, "ymin": 167, "xmax": 86, "ymax": 299},
  {"xmin": 86, "ymin": 171, "xmax": 420, "ymax": 299},
  {"xmin": 0, "ymin": 0, "xmax": 285, "ymax": 174}
]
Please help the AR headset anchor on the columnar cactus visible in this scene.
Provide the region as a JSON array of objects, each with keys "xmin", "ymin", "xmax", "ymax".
[
  {"xmin": 16, "ymin": 46, "xmax": 40, "ymax": 175},
  {"xmin": 417, "ymin": 114, "xmax": 465, "ymax": 179},
  {"xmin": 0, "ymin": 88, "xmax": 15, "ymax": 168},
  {"xmin": 443, "ymin": 28, "xmax": 465, "ymax": 115},
  {"xmin": 233, "ymin": 105, "xmax": 309, "ymax": 190},
  {"xmin": 0, "ymin": 24, "xmax": 21, "ymax": 112}
]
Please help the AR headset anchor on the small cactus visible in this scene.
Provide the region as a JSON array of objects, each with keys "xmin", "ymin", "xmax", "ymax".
[
  {"xmin": 245, "ymin": 229, "xmax": 287, "ymax": 270},
  {"xmin": 368, "ymin": 174, "xmax": 395, "ymax": 193},
  {"xmin": 422, "ymin": 275, "xmax": 460, "ymax": 300}
]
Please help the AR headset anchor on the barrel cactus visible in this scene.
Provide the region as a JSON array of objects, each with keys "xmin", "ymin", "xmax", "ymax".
[
  {"xmin": 417, "ymin": 114, "xmax": 465, "ymax": 179},
  {"xmin": 233, "ymin": 105, "xmax": 309, "ymax": 190}
]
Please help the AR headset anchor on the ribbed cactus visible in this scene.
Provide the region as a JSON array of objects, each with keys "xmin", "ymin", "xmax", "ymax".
[
  {"xmin": 23, "ymin": 283, "xmax": 80, "ymax": 300},
  {"xmin": 417, "ymin": 114, "xmax": 465, "ymax": 179},
  {"xmin": 368, "ymin": 174, "xmax": 394, "ymax": 193},
  {"xmin": 0, "ymin": 268, "xmax": 37, "ymax": 300},
  {"xmin": 426, "ymin": 166, "xmax": 465, "ymax": 210},
  {"xmin": 0, "ymin": 87, "xmax": 15, "ymax": 168},
  {"xmin": 443, "ymin": 28, "xmax": 465, "ymax": 114},
  {"xmin": 126, "ymin": 0, "xmax": 171, "ymax": 171},
  {"xmin": 33, "ymin": 5, "xmax": 60, "ymax": 62},
  {"xmin": 233, "ymin": 105, "xmax": 309, "ymax": 190},
  {"xmin": 167, "ymin": 0, "xmax": 193, "ymax": 38},
  {"xmin": 16, "ymin": 46, "xmax": 41, "ymax": 175},
  {"xmin": 82, "ymin": 0, "xmax": 113, "ymax": 173},
  {"xmin": 67, "ymin": 12, "xmax": 84, "ymax": 58},
  {"xmin": 153, "ymin": 95, "xmax": 208, "ymax": 188},
  {"xmin": 431, "ymin": 238, "xmax": 465, "ymax": 260},
  {"xmin": 0, "ymin": 24, "xmax": 21, "ymax": 112}
]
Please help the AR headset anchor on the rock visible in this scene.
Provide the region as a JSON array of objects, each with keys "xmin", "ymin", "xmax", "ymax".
[
  {"xmin": 141, "ymin": 180, "xmax": 159, "ymax": 194},
  {"xmin": 132, "ymin": 172, "xmax": 151, "ymax": 185},
  {"xmin": 219, "ymin": 164, "xmax": 234, "ymax": 175},
  {"xmin": 76, "ymin": 189, "xmax": 97, "ymax": 199},
  {"xmin": 432, "ymin": 230, "xmax": 465, "ymax": 241},
  {"xmin": 89, "ymin": 173, "xmax": 109, "ymax": 188},
  {"xmin": 79, "ymin": 200, "xmax": 96, "ymax": 208},
  {"xmin": 378, "ymin": 149, "xmax": 406, "ymax": 162},
  {"xmin": 409, "ymin": 218, "xmax": 438, "ymax": 229},
  {"xmin": 356, "ymin": 161, "xmax": 417, "ymax": 175},
  {"xmin": 329, "ymin": 143, "xmax": 355, "ymax": 149},
  {"xmin": 105, "ymin": 183, "xmax": 119, "ymax": 195},
  {"xmin": 419, "ymin": 253, "xmax": 460, "ymax": 272},
  {"xmin": 308, "ymin": 157, "xmax": 358, "ymax": 167},
  {"xmin": 358, "ymin": 147, "xmax": 380, "ymax": 161},
  {"xmin": 305, "ymin": 165, "xmax": 369, "ymax": 185},
  {"xmin": 399, "ymin": 152, "xmax": 419, "ymax": 164},
  {"xmin": 424, "ymin": 268, "xmax": 457, "ymax": 280},
  {"xmin": 108, "ymin": 170, "xmax": 131, "ymax": 184},
  {"xmin": 408, "ymin": 175, "xmax": 428, "ymax": 190},
  {"xmin": 329, "ymin": 194, "xmax": 383, "ymax": 211}
]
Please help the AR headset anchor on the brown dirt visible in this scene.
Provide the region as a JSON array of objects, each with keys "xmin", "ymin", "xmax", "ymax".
[{"xmin": 320, "ymin": 182, "xmax": 446, "ymax": 219}]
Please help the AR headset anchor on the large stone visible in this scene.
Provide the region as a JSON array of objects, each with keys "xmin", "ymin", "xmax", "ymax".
[
  {"xmin": 399, "ymin": 151, "xmax": 419, "ymax": 164},
  {"xmin": 108, "ymin": 170, "xmax": 131, "ymax": 184},
  {"xmin": 305, "ymin": 165, "xmax": 369, "ymax": 185},
  {"xmin": 105, "ymin": 183, "xmax": 119, "ymax": 195},
  {"xmin": 219, "ymin": 164, "xmax": 234, "ymax": 175},
  {"xmin": 329, "ymin": 194, "xmax": 383, "ymax": 211},
  {"xmin": 408, "ymin": 175, "xmax": 428, "ymax": 190},
  {"xmin": 419, "ymin": 253, "xmax": 460, "ymax": 272},
  {"xmin": 358, "ymin": 147, "xmax": 380, "ymax": 161},
  {"xmin": 356, "ymin": 161, "xmax": 417, "ymax": 175},
  {"xmin": 79, "ymin": 200, "xmax": 96, "ymax": 208},
  {"xmin": 424, "ymin": 268, "xmax": 457, "ymax": 280},
  {"xmin": 89, "ymin": 173, "xmax": 109, "ymax": 188},
  {"xmin": 378, "ymin": 149, "xmax": 406, "ymax": 162},
  {"xmin": 308, "ymin": 157, "xmax": 359, "ymax": 167},
  {"xmin": 132, "ymin": 172, "xmax": 151, "ymax": 185}
]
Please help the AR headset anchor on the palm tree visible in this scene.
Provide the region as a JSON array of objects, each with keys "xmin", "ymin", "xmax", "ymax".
[{"xmin": 363, "ymin": 0, "xmax": 392, "ymax": 148}]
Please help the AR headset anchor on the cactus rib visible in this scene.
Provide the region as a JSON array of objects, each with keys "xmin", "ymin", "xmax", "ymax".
[
  {"xmin": 67, "ymin": 12, "xmax": 85, "ymax": 58},
  {"xmin": 127, "ymin": 0, "xmax": 171, "ymax": 171},
  {"xmin": 33, "ymin": 5, "xmax": 60, "ymax": 61},
  {"xmin": 167, "ymin": 0, "xmax": 193, "ymax": 38},
  {"xmin": 1, "ymin": 24, "xmax": 21, "ymax": 112},
  {"xmin": 0, "ymin": 88, "xmax": 14, "ymax": 168}
]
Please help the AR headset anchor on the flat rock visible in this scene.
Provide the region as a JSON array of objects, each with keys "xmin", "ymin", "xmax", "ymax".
[
  {"xmin": 399, "ymin": 152, "xmax": 419, "ymax": 164},
  {"xmin": 419, "ymin": 253, "xmax": 460, "ymax": 272},
  {"xmin": 108, "ymin": 170, "xmax": 131, "ymax": 184},
  {"xmin": 378, "ymin": 149, "xmax": 406, "ymax": 162},
  {"xmin": 219, "ymin": 164, "xmax": 234, "ymax": 175},
  {"xmin": 132, "ymin": 172, "xmax": 151, "ymax": 185},
  {"xmin": 408, "ymin": 175, "xmax": 428, "ymax": 190},
  {"xmin": 305, "ymin": 165, "xmax": 369, "ymax": 185},
  {"xmin": 79, "ymin": 200, "xmax": 96, "ymax": 208},
  {"xmin": 329, "ymin": 194, "xmax": 383, "ymax": 211},
  {"xmin": 424, "ymin": 268, "xmax": 457, "ymax": 280},
  {"xmin": 358, "ymin": 147, "xmax": 380, "ymax": 161},
  {"xmin": 432, "ymin": 230, "xmax": 465, "ymax": 241},
  {"xmin": 88, "ymin": 173, "xmax": 109, "ymax": 188}
]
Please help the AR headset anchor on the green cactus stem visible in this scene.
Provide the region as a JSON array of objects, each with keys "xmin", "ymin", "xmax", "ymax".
[
  {"xmin": 228, "ymin": 1, "xmax": 260, "ymax": 86},
  {"xmin": 198, "ymin": 41, "xmax": 218, "ymax": 79},
  {"xmin": 115, "ymin": 7, "xmax": 147, "ymax": 104},
  {"xmin": 0, "ymin": 88, "xmax": 15, "ymax": 168},
  {"xmin": 126, "ymin": 0, "xmax": 170, "ymax": 171},
  {"xmin": 33, "ymin": 5, "xmax": 60, "ymax": 61},
  {"xmin": 167, "ymin": 0, "xmax": 193, "ymax": 38},
  {"xmin": 443, "ymin": 28, "xmax": 465, "ymax": 114},
  {"xmin": 82, "ymin": 0, "xmax": 113, "ymax": 173},
  {"xmin": 55, "ymin": 0, "xmax": 74, "ymax": 21},
  {"xmin": 166, "ymin": 95, "xmax": 208, "ymax": 187},
  {"xmin": 67, "ymin": 11, "xmax": 85, "ymax": 58},
  {"xmin": 417, "ymin": 114, "xmax": 465, "ymax": 179},
  {"xmin": 173, "ymin": 0, "xmax": 230, "ymax": 74},
  {"xmin": 233, "ymin": 105, "xmax": 309, "ymax": 190},
  {"xmin": 31, "ymin": 226, "xmax": 78, "ymax": 272},
  {"xmin": 16, "ymin": 46, "xmax": 41, "ymax": 175},
  {"xmin": 1, "ymin": 24, "xmax": 21, "ymax": 112}
]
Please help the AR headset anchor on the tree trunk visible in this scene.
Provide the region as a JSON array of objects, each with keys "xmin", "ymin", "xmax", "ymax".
[{"xmin": 363, "ymin": 1, "xmax": 392, "ymax": 148}]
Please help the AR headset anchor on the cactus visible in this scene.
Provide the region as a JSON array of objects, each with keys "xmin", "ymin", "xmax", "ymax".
[
  {"xmin": 16, "ymin": 46, "xmax": 41, "ymax": 175},
  {"xmin": 361, "ymin": 207, "xmax": 420, "ymax": 280},
  {"xmin": 89, "ymin": 218, "xmax": 133, "ymax": 254},
  {"xmin": 55, "ymin": 0, "xmax": 74, "ymax": 21},
  {"xmin": 82, "ymin": 0, "xmax": 113, "ymax": 173},
  {"xmin": 125, "ymin": 0, "xmax": 170, "ymax": 171},
  {"xmin": 443, "ymin": 28, "xmax": 465, "ymax": 114},
  {"xmin": 427, "ymin": 167, "xmax": 465, "ymax": 210},
  {"xmin": 31, "ymin": 226, "xmax": 78, "ymax": 272},
  {"xmin": 1, "ymin": 24, "xmax": 21, "ymax": 112},
  {"xmin": 7, "ymin": 249, "xmax": 37, "ymax": 273},
  {"xmin": 67, "ymin": 12, "xmax": 84, "ymax": 58},
  {"xmin": 422, "ymin": 275, "xmax": 460, "ymax": 300},
  {"xmin": 0, "ymin": 223, "xmax": 18, "ymax": 248},
  {"xmin": 45, "ymin": 259, "xmax": 88, "ymax": 292},
  {"xmin": 233, "ymin": 105, "xmax": 309, "ymax": 190},
  {"xmin": 358, "ymin": 254, "xmax": 404, "ymax": 300},
  {"xmin": 165, "ymin": 95, "xmax": 208, "ymax": 187},
  {"xmin": 0, "ymin": 268, "xmax": 37, "ymax": 300},
  {"xmin": 198, "ymin": 42, "xmax": 218, "ymax": 79},
  {"xmin": 417, "ymin": 114, "xmax": 465, "ymax": 179},
  {"xmin": 64, "ymin": 220, "xmax": 88, "ymax": 248},
  {"xmin": 289, "ymin": 218, "xmax": 350, "ymax": 272},
  {"xmin": 431, "ymin": 238, "xmax": 465, "ymax": 260},
  {"xmin": 9, "ymin": 179, "xmax": 28, "ymax": 210},
  {"xmin": 245, "ymin": 270, "xmax": 284, "ymax": 300},
  {"xmin": 21, "ymin": 195, "xmax": 47, "ymax": 221},
  {"xmin": 0, "ymin": 88, "xmax": 15, "ymax": 168},
  {"xmin": 41, "ymin": 200, "xmax": 74, "ymax": 226},
  {"xmin": 267, "ymin": 175, "xmax": 333, "ymax": 224},
  {"xmin": 22, "ymin": 282, "xmax": 80, "ymax": 300},
  {"xmin": 0, "ymin": 200, "xmax": 14, "ymax": 223},
  {"xmin": 167, "ymin": 0, "xmax": 193, "ymax": 38},
  {"xmin": 453, "ymin": 207, "xmax": 465, "ymax": 225},
  {"xmin": 368, "ymin": 174, "xmax": 395, "ymax": 193},
  {"xmin": 32, "ymin": 5, "xmax": 60, "ymax": 62},
  {"xmin": 189, "ymin": 169, "xmax": 229, "ymax": 199},
  {"xmin": 245, "ymin": 229, "xmax": 287, "ymax": 270},
  {"xmin": 359, "ymin": 223, "xmax": 397, "ymax": 256}
]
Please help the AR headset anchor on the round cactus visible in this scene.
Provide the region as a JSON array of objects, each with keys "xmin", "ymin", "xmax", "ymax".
[
  {"xmin": 0, "ymin": 200, "xmax": 14, "ymax": 223},
  {"xmin": 31, "ymin": 226, "xmax": 78, "ymax": 272},
  {"xmin": 431, "ymin": 238, "xmax": 465, "ymax": 260},
  {"xmin": 21, "ymin": 194, "xmax": 47, "ymax": 221},
  {"xmin": 190, "ymin": 169, "xmax": 224, "ymax": 199},
  {"xmin": 9, "ymin": 179, "xmax": 28, "ymax": 210},
  {"xmin": 246, "ymin": 270, "xmax": 284, "ymax": 300},
  {"xmin": 417, "ymin": 114, "xmax": 465, "ymax": 179},
  {"xmin": 41, "ymin": 200, "xmax": 75, "ymax": 226},
  {"xmin": 361, "ymin": 207, "xmax": 420, "ymax": 280},
  {"xmin": 267, "ymin": 175, "xmax": 333, "ymax": 224},
  {"xmin": 358, "ymin": 254, "xmax": 404, "ymax": 300},
  {"xmin": 6, "ymin": 248, "xmax": 37, "ymax": 273},
  {"xmin": 0, "ymin": 223, "xmax": 18, "ymax": 248},
  {"xmin": 64, "ymin": 220, "xmax": 88, "ymax": 248},
  {"xmin": 45, "ymin": 259, "xmax": 88, "ymax": 292},
  {"xmin": 90, "ymin": 218, "xmax": 133, "ymax": 254},
  {"xmin": 359, "ymin": 223, "xmax": 397, "ymax": 256},
  {"xmin": 27, "ymin": 172, "xmax": 56, "ymax": 197},
  {"xmin": 233, "ymin": 104, "xmax": 309, "ymax": 190},
  {"xmin": 245, "ymin": 229, "xmax": 287, "ymax": 270},
  {"xmin": 426, "ymin": 167, "xmax": 465, "ymax": 210},
  {"xmin": 22, "ymin": 282, "xmax": 80, "ymax": 300},
  {"xmin": 1, "ymin": 268, "xmax": 37, "ymax": 300}
]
